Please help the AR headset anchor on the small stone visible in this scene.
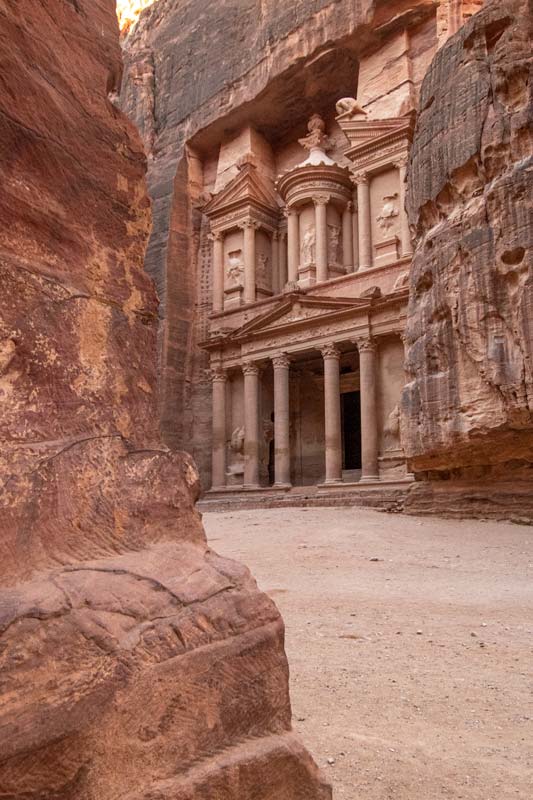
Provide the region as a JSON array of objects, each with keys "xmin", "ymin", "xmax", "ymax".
[
  {"xmin": 327, "ymin": 757, "xmax": 335, "ymax": 765},
  {"xmin": 470, "ymin": 631, "xmax": 477, "ymax": 637},
  {"xmin": 369, "ymin": 557, "xmax": 381, "ymax": 562},
  {"xmin": 416, "ymin": 630, "xmax": 423, "ymax": 635}
]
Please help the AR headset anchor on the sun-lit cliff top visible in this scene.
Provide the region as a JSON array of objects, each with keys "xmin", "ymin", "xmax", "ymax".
[{"xmin": 116, "ymin": 0, "xmax": 156, "ymax": 34}]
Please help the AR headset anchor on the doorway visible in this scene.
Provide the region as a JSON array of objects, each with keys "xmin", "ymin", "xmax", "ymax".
[{"xmin": 341, "ymin": 391, "xmax": 362, "ymax": 469}]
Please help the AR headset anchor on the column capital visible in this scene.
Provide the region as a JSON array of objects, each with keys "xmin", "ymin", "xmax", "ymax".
[
  {"xmin": 208, "ymin": 230, "xmax": 224, "ymax": 241},
  {"xmin": 393, "ymin": 156, "xmax": 409, "ymax": 170},
  {"xmin": 345, "ymin": 200, "xmax": 354, "ymax": 213},
  {"xmin": 210, "ymin": 365, "xmax": 227, "ymax": 382},
  {"xmin": 351, "ymin": 170, "xmax": 369, "ymax": 185},
  {"xmin": 356, "ymin": 336, "xmax": 377, "ymax": 353},
  {"xmin": 320, "ymin": 342, "xmax": 340, "ymax": 360},
  {"xmin": 312, "ymin": 193, "xmax": 330, "ymax": 207},
  {"xmin": 242, "ymin": 360, "xmax": 260, "ymax": 377},
  {"xmin": 239, "ymin": 219, "xmax": 260, "ymax": 230},
  {"xmin": 272, "ymin": 352, "xmax": 290, "ymax": 369},
  {"xmin": 283, "ymin": 205, "xmax": 298, "ymax": 219},
  {"xmin": 272, "ymin": 230, "xmax": 280, "ymax": 241}
]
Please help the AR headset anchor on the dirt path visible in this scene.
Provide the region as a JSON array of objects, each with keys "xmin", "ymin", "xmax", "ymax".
[{"xmin": 203, "ymin": 507, "xmax": 533, "ymax": 799}]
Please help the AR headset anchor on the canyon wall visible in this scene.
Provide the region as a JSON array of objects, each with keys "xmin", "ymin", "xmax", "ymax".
[
  {"xmin": 0, "ymin": 1, "xmax": 329, "ymax": 797},
  {"xmin": 402, "ymin": 0, "xmax": 533, "ymax": 519}
]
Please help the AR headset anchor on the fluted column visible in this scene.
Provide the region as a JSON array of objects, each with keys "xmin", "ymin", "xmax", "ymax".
[
  {"xmin": 321, "ymin": 343, "xmax": 342, "ymax": 484},
  {"xmin": 286, "ymin": 207, "xmax": 299, "ymax": 284},
  {"xmin": 272, "ymin": 353, "xmax": 291, "ymax": 488},
  {"xmin": 241, "ymin": 220, "xmax": 259, "ymax": 304},
  {"xmin": 243, "ymin": 361, "xmax": 261, "ymax": 488},
  {"xmin": 314, "ymin": 194, "xmax": 330, "ymax": 283},
  {"xmin": 352, "ymin": 192, "xmax": 359, "ymax": 271},
  {"xmin": 271, "ymin": 231, "xmax": 280, "ymax": 294},
  {"xmin": 395, "ymin": 157, "xmax": 413, "ymax": 257},
  {"xmin": 210, "ymin": 231, "xmax": 224, "ymax": 312},
  {"xmin": 342, "ymin": 201, "xmax": 354, "ymax": 272},
  {"xmin": 358, "ymin": 337, "xmax": 379, "ymax": 482},
  {"xmin": 354, "ymin": 173, "xmax": 372, "ymax": 270},
  {"xmin": 211, "ymin": 365, "xmax": 227, "ymax": 489}
]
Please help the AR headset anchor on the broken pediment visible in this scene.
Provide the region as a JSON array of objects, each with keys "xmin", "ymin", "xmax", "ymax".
[
  {"xmin": 336, "ymin": 115, "xmax": 414, "ymax": 172},
  {"xmin": 203, "ymin": 161, "xmax": 280, "ymax": 224}
]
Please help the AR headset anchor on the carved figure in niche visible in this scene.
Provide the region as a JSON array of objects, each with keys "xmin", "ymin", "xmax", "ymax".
[
  {"xmin": 301, "ymin": 226, "xmax": 315, "ymax": 266},
  {"xmin": 377, "ymin": 193, "xmax": 399, "ymax": 232},
  {"xmin": 335, "ymin": 97, "xmax": 367, "ymax": 118},
  {"xmin": 383, "ymin": 404, "xmax": 401, "ymax": 451},
  {"xmin": 257, "ymin": 252, "xmax": 269, "ymax": 282},
  {"xmin": 227, "ymin": 426, "xmax": 245, "ymax": 476},
  {"xmin": 227, "ymin": 250, "xmax": 244, "ymax": 285},
  {"xmin": 328, "ymin": 224, "xmax": 341, "ymax": 265}
]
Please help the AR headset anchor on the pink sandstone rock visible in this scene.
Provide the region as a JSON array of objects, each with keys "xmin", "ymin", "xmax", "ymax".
[{"xmin": 0, "ymin": 1, "xmax": 330, "ymax": 796}]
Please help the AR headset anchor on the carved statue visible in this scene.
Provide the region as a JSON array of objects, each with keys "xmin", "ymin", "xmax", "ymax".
[
  {"xmin": 383, "ymin": 404, "xmax": 401, "ymax": 451},
  {"xmin": 335, "ymin": 97, "xmax": 367, "ymax": 118},
  {"xmin": 327, "ymin": 224, "xmax": 341, "ymax": 265},
  {"xmin": 301, "ymin": 226, "xmax": 315, "ymax": 265},
  {"xmin": 377, "ymin": 193, "xmax": 399, "ymax": 231},
  {"xmin": 227, "ymin": 250, "xmax": 244, "ymax": 285},
  {"xmin": 227, "ymin": 426, "xmax": 245, "ymax": 476},
  {"xmin": 257, "ymin": 252, "xmax": 269, "ymax": 281}
]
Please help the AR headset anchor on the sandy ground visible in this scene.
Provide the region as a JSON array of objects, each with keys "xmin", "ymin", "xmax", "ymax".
[{"xmin": 203, "ymin": 507, "xmax": 533, "ymax": 799}]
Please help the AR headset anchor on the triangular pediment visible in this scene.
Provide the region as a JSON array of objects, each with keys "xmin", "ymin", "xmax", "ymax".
[
  {"xmin": 337, "ymin": 116, "xmax": 413, "ymax": 157},
  {"xmin": 203, "ymin": 163, "xmax": 280, "ymax": 219},
  {"xmin": 231, "ymin": 293, "xmax": 369, "ymax": 340}
]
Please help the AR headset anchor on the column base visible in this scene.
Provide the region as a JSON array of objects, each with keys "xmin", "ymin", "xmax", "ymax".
[
  {"xmin": 359, "ymin": 475, "xmax": 380, "ymax": 483},
  {"xmin": 273, "ymin": 482, "xmax": 292, "ymax": 490},
  {"xmin": 243, "ymin": 483, "xmax": 261, "ymax": 490},
  {"xmin": 324, "ymin": 478, "xmax": 343, "ymax": 485},
  {"xmin": 210, "ymin": 485, "xmax": 227, "ymax": 492}
]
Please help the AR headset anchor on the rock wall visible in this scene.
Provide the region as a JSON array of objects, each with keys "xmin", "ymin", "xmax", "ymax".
[
  {"xmin": 0, "ymin": 1, "xmax": 329, "ymax": 797},
  {"xmin": 120, "ymin": 0, "xmax": 458, "ymax": 484},
  {"xmin": 402, "ymin": 0, "xmax": 533, "ymax": 518}
]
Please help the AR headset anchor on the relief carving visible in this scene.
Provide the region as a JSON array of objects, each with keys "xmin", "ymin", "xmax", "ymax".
[
  {"xmin": 301, "ymin": 226, "xmax": 315, "ymax": 266},
  {"xmin": 335, "ymin": 97, "xmax": 367, "ymax": 118},
  {"xmin": 227, "ymin": 250, "xmax": 244, "ymax": 285},
  {"xmin": 328, "ymin": 224, "xmax": 341, "ymax": 265},
  {"xmin": 377, "ymin": 193, "xmax": 399, "ymax": 231},
  {"xmin": 227, "ymin": 426, "xmax": 245, "ymax": 477}
]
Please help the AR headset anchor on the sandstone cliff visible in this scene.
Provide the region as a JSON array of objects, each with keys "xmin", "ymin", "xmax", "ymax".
[
  {"xmin": 402, "ymin": 0, "xmax": 533, "ymax": 518},
  {"xmin": 0, "ymin": 1, "xmax": 329, "ymax": 797}
]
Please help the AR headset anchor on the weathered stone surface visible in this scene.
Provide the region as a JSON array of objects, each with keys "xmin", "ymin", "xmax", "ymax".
[
  {"xmin": 401, "ymin": 0, "xmax": 533, "ymax": 509},
  {"xmin": 0, "ymin": 1, "xmax": 329, "ymax": 797}
]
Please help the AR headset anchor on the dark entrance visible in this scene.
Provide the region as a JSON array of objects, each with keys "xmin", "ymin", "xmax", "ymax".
[{"xmin": 341, "ymin": 391, "xmax": 362, "ymax": 469}]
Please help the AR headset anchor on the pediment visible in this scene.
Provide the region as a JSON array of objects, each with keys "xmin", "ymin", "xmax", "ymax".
[
  {"xmin": 203, "ymin": 163, "xmax": 280, "ymax": 219},
  {"xmin": 232, "ymin": 294, "xmax": 369, "ymax": 340},
  {"xmin": 337, "ymin": 116, "xmax": 413, "ymax": 157}
]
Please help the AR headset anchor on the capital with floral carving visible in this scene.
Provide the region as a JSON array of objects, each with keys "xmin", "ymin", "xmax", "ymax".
[
  {"xmin": 320, "ymin": 342, "xmax": 340, "ymax": 360},
  {"xmin": 356, "ymin": 336, "xmax": 377, "ymax": 353},
  {"xmin": 272, "ymin": 352, "xmax": 290, "ymax": 369},
  {"xmin": 242, "ymin": 361, "xmax": 260, "ymax": 377},
  {"xmin": 345, "ymin": 201, "xmax": 354, "ymax": 213},
  {"xmin": 210, "ymin": 365, "xmax": 227, "ymax": 382},
  {"xmin": 283, "ymin": 205, "xmax": 298, "ymax": 219},
  {"xmin": 351, "ymin": 170, "xmax": 368, "ymax": 186},
  {"xmin": 393, "ymin": 156, "xmax": 409, "ymax": 170},
  {"xmin": 208, "ymin": 230, "xmax": 224, "ymax": 242},
  {"xmin": 312, "ymin": 193, "xmax": 330, "ymax": 207},
  {"xmin": 239, "ymin": 219, "xmax": 261, "ymax": 230}
]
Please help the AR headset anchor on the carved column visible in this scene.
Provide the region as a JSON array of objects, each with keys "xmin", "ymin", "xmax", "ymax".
[
  {"xmin": 354, "ymin": 173, "xmax": 372, "ymax": 270},
  {"xmin": 278, "ymin": 230, "xmax": 287, "ymax": 290},
  {"xmin": 243, "ymin": 361, "xmax": 261, "ymax": 488},
  {"xmin": 342, "ymin": 201, "xmax": 354, "ymax": 272},
  {"xmin": 286, "ymin": 207, "xmax": 299, "ymax": 285},
  {"xmin": 314, "ymin": 194, "xmax": 330, "ymax": 283},
  {"xmin": 272, "ymin": 353, "xmax": 291, "ymax": 488},
  {"xmin": 241, "ymin": 220, "xmax": 259, "ymax": 304},
  {"xmin": 321, "ymin": 343, "xmax": 342, "ymax": 484},
  {"xmin": 211, "ymin": 365, "xmax": 227, "ymax": 489},
  {"xmin": 395, "ymin": 157, "xmax": 413, "ymax": 257},
  {"xmin": 271, "ymin": 231, "xmax": 280, "ymax": 294},
  {"xmin": 352, "ymin": 192, "xmax": 359, "ymax": 271},
  {"xmin": 210, "ymin": 231, "xmax": 224, "ymax": 312},
  {"xmin": 357, "ymin": 337, "xmax": 379, "ymax": 482}
]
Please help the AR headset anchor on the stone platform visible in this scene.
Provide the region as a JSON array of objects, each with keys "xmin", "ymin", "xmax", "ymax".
[{"xmin": 198, "ymin": 478, "xmax": 413, "ymax": 513}]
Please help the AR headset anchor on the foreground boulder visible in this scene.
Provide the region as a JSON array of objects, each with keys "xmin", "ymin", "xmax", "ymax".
[
  {"xmin": 0, "ymin": 1, "xmax": 329, "ymax": 797},
  {"xmin": 402, "ymin": 0, "xmax": 533, "ymax": 519}
]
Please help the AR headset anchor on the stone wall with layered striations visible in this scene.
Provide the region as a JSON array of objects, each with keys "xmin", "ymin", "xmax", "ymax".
[
  {"xmin": 0, "ymin": 1, "xmax": 329, "ymax": 797},
  {"xmin": 401, "ymin": 0, "xmax": 533, "ymax": 519}
]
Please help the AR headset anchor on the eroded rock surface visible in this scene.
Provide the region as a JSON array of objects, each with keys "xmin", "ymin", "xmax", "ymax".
[
  {"xmin": 401, "ymin": 0, "xmax": 533, "ymax": 516},
  {"xmin": 0, "ymin": 1, "xmax": 329, "ymax": 797}
]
